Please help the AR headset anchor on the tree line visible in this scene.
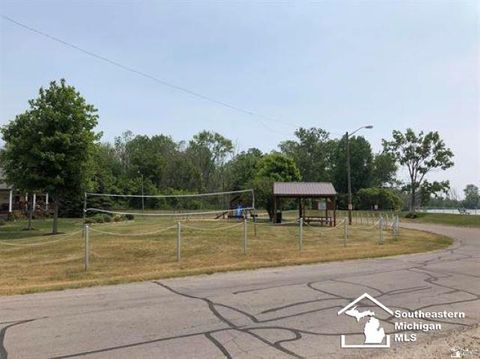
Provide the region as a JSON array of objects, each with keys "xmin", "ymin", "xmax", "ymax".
[{"xmin": 1, "ymin": 80, "xmax": 464, "ymax": 233}]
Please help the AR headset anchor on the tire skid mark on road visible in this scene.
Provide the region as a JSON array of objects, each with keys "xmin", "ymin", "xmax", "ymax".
[
  {"xmin": 204, "ymin": 332, "xmax": 233, "ymax": 359},
  {"xmin": 51, "ymin": 330, "xmax": 225, "ymax": 359},
  {"xmin": 153, "ymin": 281, "xmax": 305, "ymax": 358},
  {"xmin": 0, "ymin": 318, "xmax": 42, "ymax": 359}
]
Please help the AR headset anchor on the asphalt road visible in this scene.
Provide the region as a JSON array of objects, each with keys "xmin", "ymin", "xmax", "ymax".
[{"xmin": 1, "ymin": 223, "xmax": 479, "ymax": 359}]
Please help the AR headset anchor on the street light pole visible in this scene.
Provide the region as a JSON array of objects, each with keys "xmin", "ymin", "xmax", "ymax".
[
  {"xmin": 346, "ymin": 125, "xmax": 373, "ymax": 225},
  {"xmin": 346, "ymin": 131, "xmax": 353, "ymax": 225}
]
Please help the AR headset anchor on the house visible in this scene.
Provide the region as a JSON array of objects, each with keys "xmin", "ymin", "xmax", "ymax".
[{"xmin": 0, "ymin": 168, "xmax": 49, "ymax": 217}]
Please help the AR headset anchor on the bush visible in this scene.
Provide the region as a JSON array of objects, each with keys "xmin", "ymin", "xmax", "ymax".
[
  {"xmin": 84, "ymin": 218, "xmax": 95, "ymax": 224},
  {"xmin": 0, "ymin": 219, "xmax": 5, "ymax": 226},
  {"xmin": 125, "ymin": 214, "xmax": 135, "ymax": 221},
  {"xmin": 103, "ymin": 214, "xmax": 112, "ymax": 223},
  {"xmin": 356, "ymin": 188, "xmax": 403, "ymax": 210}
]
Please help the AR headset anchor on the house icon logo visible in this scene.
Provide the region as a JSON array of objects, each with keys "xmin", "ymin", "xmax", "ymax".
[{"xmin": 337, "ymin": 292, "xmax": 393, "ymax": 348}]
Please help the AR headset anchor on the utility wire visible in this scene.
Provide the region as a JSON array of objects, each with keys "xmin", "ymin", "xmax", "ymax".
[{"xmin": 1, "ymin": 15, "xmax": 301, "ymax": 133}]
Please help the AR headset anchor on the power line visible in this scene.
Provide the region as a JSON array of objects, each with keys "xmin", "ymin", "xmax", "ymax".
[{"xmin": 1, "ymin": 14, "xmax": 301, "ymax": 133}]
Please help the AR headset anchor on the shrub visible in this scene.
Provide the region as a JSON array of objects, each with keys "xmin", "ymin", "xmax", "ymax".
[
  {"xmin": 0, "ymin": 219, "xmax": 5, "ymax": 226},
  {"xmin": 356, "ymin": 188, "xmax": 403, "ymax": 211},
  {"xmin": 125, "ymin": 214, "xmax": 135, "ymax": 221},
  {"xmin": 103, "ymin": 214, "xmax": 112, "ymax": 223},
  {"xmin": 92, "ymin": 214, "xmax": 104, "ymax": 223}
]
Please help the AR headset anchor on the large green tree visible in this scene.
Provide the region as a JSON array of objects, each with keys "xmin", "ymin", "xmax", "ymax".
[
  {"xmin": 332, "ymin": 135, "xmax": 374, "ymax": 195},
  {"xmin": 253, "ymin": 152, "xmax": 301, "ymax": 218},
  {"xmin": 463, "ymin": 184, "xmax": 479, "ymax": 209},
  {"xmin": 0, "ymin": 79, "xmax": 99, "ymax": 233},
  {"xmin": 371, "ymin": 152, "xmax": 398, "ymax": 187},
  {"xmin": 225, "ymin": 148, "xmax": 263, "ymax": 190},
  {"xmin": 382, "ymin": 129, "xmax": 454, "ymax": 213},
  {"xmin": 279, "ymin": 127, "xmax": 334, "ymax": 182},
  {"xmin": 187, "ymin": 131, "xmax": 233, "ymax": 191}
]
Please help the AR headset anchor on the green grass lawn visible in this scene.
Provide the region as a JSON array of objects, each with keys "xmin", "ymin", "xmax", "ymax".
[
  {"xmin": 401, "ymin": 212, "xmax": 480, "ymax": 227},
  {"xmin": 0, "ymin": 216, "xmax": 452, "ymax": 295}
]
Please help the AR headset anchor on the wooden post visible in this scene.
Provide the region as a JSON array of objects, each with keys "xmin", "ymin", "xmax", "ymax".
[
  {"xmin": 273, "ymin": 195, "xmax": 277, "ymax": 224},
  {"xmin": 334, "ymin": 201, "xmax": 337, "ymax": 226},
  {"xmin": 299, "ymin": 217, "xmax": 303, "ymax": 251}
]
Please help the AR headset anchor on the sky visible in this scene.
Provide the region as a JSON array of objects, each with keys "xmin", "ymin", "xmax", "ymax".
[{"xmin": 0, "ymin": 0, "xmax": 478, "ymax": 198}]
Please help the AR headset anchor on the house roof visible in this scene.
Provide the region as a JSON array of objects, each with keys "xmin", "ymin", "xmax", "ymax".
[{"xmin": 273, "ymin": 182, "xmax": 336, "ymax": 197}]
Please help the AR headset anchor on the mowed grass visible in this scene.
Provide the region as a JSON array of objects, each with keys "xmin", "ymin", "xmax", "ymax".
[
  {"xmin": 0, "ymin": 216, "xmax": 452, "ymax": 295},
  {"xmin": 401, "ymin": 212, "xmax": 480, "ymax": 227}
]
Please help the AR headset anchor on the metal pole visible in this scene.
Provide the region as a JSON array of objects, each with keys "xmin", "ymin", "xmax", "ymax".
[
  {"xmin": 379, "ymin": 216, "xmax": 384, "ymax": 245},
  {"xmin": 243, "ymin": 217, "xmax": 248, "ymax": 254},
  {"xmin": 393, "ymin": 215, "xmax": 398, "ymax": 239},
  {"xmin": 83, "ymin": 192, "xmax": 87, "ymax": 225},
  {"xmin": 346, "ymin": 132, "xmax": 353, "ymax": 225},
  {"xmin": 84, "ymin": 224, "xmax": 89, "ymax": 271},
  {"xmin": 177, "ymin": 222, "xmax": 181, "ymax": 261},
  {"xmin": 253, "ymin": 210, "xmax": 257, "ymax": 237},
  {"xmin": 343, "ymin": 217, "xmax": 348, "ymax": 247},
  {"xmin": 396, "ymin": 215, "xmax": 400, "ymax": 239},
  {"xmin": 299, "ymin": 217, "xmax": 303, "ymax": 251}
]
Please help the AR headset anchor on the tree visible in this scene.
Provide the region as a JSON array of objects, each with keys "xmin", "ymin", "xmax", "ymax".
[
  {"xmin": 279, "ymin": 128, "xmax": 333, "ymax": 182},
  {"xmin": 187, "ymin": 131, "xmax": 233, "ymax": 191},
  {"xmin": 253, "ymin": 153, "xmax": 301, "ymax": 218},
  {"xmin": 463, "ymin": 184, "xmax": 479, "ymax": 209},
  {"xmin": 225, "ymin": 148, "xmax": 263, "ymax": 190},
  {"xmin": 417, "ymin": 180, "xmax": 450, "ymax": 208},
  {"xmin": 371, "ymin": 152, "xmax": 398, "ymax": 187},
  {"xmin": 125, "ymin": 134, "xmax": 177, "ymax": 188},
  {"xmin": 0, "ymin": 79, "xmax": 99, "ymax": 233},
  {"xmin": 382, "ymin": 129, "xmax": 454, "ymax": 213},
  {"xmin": 332, "ymin": 135, "xmax": 374, "ymax": 197}
]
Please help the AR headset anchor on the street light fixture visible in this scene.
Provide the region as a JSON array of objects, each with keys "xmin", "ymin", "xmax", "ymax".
[{"xmin": 346, "ymin": 125, "xmax": 373, "ymax": 225}]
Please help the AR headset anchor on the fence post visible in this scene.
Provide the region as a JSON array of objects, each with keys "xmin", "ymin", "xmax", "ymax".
[
  {"xmin": 244, "ymin": 217, "xmax": 248, "ymax": 254},
  {"xmin": 84, "ymin": 224, "xmax": 89, "ymax": 271},
  {"xmin": 379, "ymin": 216, "xmax": 384, "ymax": 245},
  {"xmin": 177, "ymin": 221, "xmax": 181, "ymax": 262},
  {"xmin": 343, "ymin": 217, "xmax": 348, "ymax": 247},
  {"xmin": 299, "ymin": 217, "xmax": 303, "ymax": 251}
]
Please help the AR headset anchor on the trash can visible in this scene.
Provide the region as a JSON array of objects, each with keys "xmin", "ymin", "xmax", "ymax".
[{"xmin": 275, "ymin": 211, "xmax": 282, "ymax": 224}]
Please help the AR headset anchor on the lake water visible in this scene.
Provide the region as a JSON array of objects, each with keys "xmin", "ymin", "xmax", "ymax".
[{"xmin": 419, "ymin": 208, "xmax": 480, "ymax": 215}]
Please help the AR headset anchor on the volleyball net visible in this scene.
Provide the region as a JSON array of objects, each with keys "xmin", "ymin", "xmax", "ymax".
[{"xmin": 83, "ymin": 189, "xmax": 255, "ymax": 221}]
